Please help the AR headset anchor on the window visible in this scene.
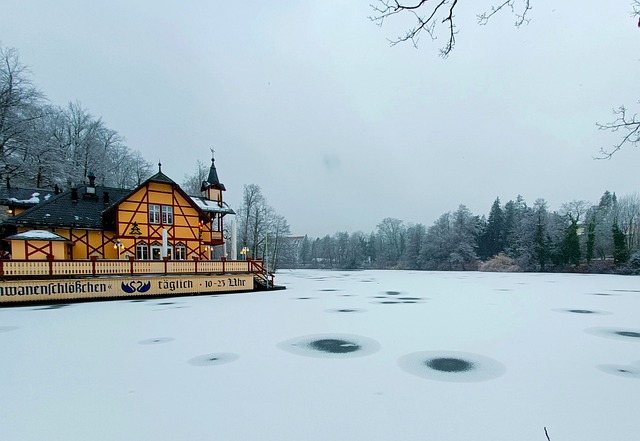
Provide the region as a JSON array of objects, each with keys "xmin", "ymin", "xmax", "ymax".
[
  {"xmin": 150, "ymin": 244, "xmax": 172, "ymax": 260},
  {"xmin": 162, "ymin": 205, "xmax": 173, "ymax": 225},
  {"xmin": 151, "ymin": 244, "xmax": 162, "ymax": 260},
  {"xmin": 175, "ymin": 244, "xmax": 186, "ymax": 260},
  {"xmin": 136, "ymin": 243, "xmax": 148, "ymax": 260},
  {"xmin": 149, "ymin": 204, "xmax": 160, "ymax": 224}
]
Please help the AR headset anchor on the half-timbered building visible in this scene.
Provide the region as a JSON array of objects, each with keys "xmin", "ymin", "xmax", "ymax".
[{"xmin": 1, "ymin": 158, "xmax": 234, "ymax": 261}]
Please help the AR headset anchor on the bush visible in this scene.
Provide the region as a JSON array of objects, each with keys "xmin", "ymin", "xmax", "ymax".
[{"xmin": 479, "ymin": 254, "xmax": 521, "ymax": 272}]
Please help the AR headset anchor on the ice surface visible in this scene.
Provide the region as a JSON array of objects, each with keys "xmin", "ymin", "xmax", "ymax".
[{"xmin": 1, "ymin": 270, "xmax": 639, "ymax": 441}]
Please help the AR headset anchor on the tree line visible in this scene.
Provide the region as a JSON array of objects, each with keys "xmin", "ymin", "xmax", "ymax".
[
  {"xmin": 279, "ymin": 192, "xmax": 640, "ymax": 274},
  {"xmin": 1, "ymin": 45, "xmax": 153, "ymax": 190}
]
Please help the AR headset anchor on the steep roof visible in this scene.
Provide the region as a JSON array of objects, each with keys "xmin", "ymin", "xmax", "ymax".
[
  {"xmin": 3, "ymin": 186, "xmax": 130, "ymax": 230},
  {"xmin": 190, "ymin": 197, "xmax": 235, "ymax": 215},
  {"xmin": 143, "ymin": 170, "xmax": 177, "ymax": 186},
  {"xmin": 200, "ymin": 157, "xmax": 226, "ymax": 191},
  {"xmin": 5, "ymin": 230, "xmax": 69, "ymax": 241},
  {"xmin": 0, "ymin": 187, "xmax": 58, "ymax": 208}
]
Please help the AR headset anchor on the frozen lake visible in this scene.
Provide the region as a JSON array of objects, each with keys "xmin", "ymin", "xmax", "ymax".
[{"xmin": 1, "ymin": 269, "xmax": 639, "ymax": 441}]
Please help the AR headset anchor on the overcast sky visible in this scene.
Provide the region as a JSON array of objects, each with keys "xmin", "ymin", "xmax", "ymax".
[{"xmin": 2, "ymin": 1, "xmax": 638, "ymax": 237}]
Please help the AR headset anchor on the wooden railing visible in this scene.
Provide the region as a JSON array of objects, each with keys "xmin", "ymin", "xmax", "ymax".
[{"xmin": 0, "ymin": 257, "xmax": 267, "ymax": 279}]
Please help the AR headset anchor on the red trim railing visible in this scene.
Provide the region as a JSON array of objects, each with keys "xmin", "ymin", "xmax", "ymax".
[{"xmin": 0, "ymin": 257, "xmax": 268, "ymax": 279}]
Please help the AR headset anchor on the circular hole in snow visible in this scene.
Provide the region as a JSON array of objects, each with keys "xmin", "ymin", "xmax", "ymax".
[
  {"xmin": 138, "ymin": 337, "xmax": 174, "ymax": 345},
  {"xmin": 586, "ymin": 327, "xmax": 640, "ymax": 342},
  {"xmin": 326, "ymin": 308, "xmax": 365, "ymax": 314},
  {"xmin": 597, "ymin": 363, "xmax": 640, "ymax": 379},
  {"xmin": 426, "ymin": 357, "xmax": 475, "ymax": 373},
  {"xmin": 188, "ymin": 353, "xmax": 239, "ymax": 366},
  {"xmin": 399, "ymin": 351, "xmax": 505, "ymax": 382},
  {"xmin": 278, "ymin": 333, "xmax": 380, "ymax": 359}
]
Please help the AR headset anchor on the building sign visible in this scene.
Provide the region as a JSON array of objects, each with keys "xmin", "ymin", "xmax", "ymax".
[{"xmin": 0, "ymin": 274, "xmax": 254, "ymax": 303}]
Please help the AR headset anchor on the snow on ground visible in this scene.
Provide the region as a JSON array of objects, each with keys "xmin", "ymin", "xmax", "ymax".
[{"xmin": 1, "ymin": 270, "xmax": 639, "ymax": 441}]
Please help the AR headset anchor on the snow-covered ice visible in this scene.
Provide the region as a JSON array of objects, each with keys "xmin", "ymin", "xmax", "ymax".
[{"xmin": 1, "ymin": 269, "xmax": 639, "ymax": 441}]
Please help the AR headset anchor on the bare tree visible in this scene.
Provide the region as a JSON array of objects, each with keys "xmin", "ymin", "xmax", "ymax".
[
  {"xmin": 0, "ymin": 45, "xmax": 46, "ymax": 182},
  {"xmin": 181, "ymin": 160, "xmax": 209, "ymax": 195},
  {"xmin": 370, "ymin": 2, "xmax": 640, "ymax": 157},
  {"xmin": 596, "ymin": 102, "xmax": 640, "ymax": 159},
  {"xmin": 369, "ymin": 0, "xmax": 532, "ymax": 57}
]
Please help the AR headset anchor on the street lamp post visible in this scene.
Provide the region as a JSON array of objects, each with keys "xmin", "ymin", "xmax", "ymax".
[{"xmin": 114, "ymin": 240, "xmax": 123, "ymax": 260}]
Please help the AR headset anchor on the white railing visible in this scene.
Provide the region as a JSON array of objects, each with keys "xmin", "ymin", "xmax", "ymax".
[{"xmin": 0, "ymin": 258, "xmax": 264, "ymax": 278}]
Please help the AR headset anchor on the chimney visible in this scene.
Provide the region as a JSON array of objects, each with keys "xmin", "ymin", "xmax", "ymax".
[
  {"xmin": 86, "ymin": 171, "xmax": 96, "ymax": 195},
  {"xmin": 71, "ymin": 188, "xmax": 78, "ymax": 202},
  {"xmin": 5, "ymin": 177, "xmax": 10, "ymax": 189},
  {"xmin": 54, "ymin": 184, "xmax": 60, "ymax": 195},
  {"xmin": 103, "ymin": 191, "xmax": 110, "ymax": 204}
]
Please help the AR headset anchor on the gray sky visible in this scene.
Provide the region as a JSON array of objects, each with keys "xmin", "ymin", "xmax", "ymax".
[{"xmin": 2, "ymin": 1, "xmax": 638, "ymax": 237}]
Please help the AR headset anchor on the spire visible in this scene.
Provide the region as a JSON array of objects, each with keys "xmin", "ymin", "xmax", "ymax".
[{"xmin": 201, "ymin": 150, "xmax": 226, "ymax": 192}]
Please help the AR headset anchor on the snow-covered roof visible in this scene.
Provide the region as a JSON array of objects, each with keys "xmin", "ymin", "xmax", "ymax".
[
  {"xmin": 190, "ymin": 197, "xmax": 235, "ymax": 215},
  {"xmin": 6, "ymin": 192, "xmax": 40, "ymax": 205},
  {"xmin": 4, "ymin": 230, "xmax": 69, "ymax": 241}
]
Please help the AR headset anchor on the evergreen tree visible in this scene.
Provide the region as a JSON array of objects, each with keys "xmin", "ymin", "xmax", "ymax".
[
  {"xmin": 612, "ymin": 222, "xmax": 629, "ymax": 264},
  {"xmin": 585, "ymin": 214, "xmax": 596, "ymax": 264},
  {"xmin": 561, "ymin": 219, "xmax": 581, "ymax": 266},
  {"xmin": 479, "ymin": 197, "xmax": 504, "ymax": 259}
]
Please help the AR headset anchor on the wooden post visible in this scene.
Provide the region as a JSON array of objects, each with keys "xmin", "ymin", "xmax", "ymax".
[
  {"xmin": 163, "ymin": 256, "xmax": 168, "ymax": 275},
  {"xmin": 194, "ymin": 257, "xmax": 199, "ymax": 274},
  {"xmin": 129, "ymin": 255, "xmax": 135, "ymax": 276},
  {"xmin": 47, "ymin": 254, "xmax": 54, "ymax": 276},
  {"xmin": 221, "ymin": 256, "xmax": 226, "ymax": 273},
  {"xmin": 90, "ymin": 255, "xmax": 97, "ymax": 276}
]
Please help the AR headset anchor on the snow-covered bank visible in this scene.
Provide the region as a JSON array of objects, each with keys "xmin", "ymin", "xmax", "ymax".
[{"xmin": 1, "ymin": 270, "xmax": 638, "ymax": 441}]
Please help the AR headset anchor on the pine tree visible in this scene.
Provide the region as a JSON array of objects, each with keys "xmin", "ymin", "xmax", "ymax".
[
  {"xmin": 612, "ymin": 222, "xmax": 629, "ymax": 264},
  {"xmin": 479, "ymin": 197, "xmax": 504, "ymax": 259}
]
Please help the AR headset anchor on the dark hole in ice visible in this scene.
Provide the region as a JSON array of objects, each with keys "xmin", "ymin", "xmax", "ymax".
[
  {"xmin": 379, "ymin": 301, "xmax": 400, "ymax": 304},
  {"xmin": 568, "ymin": 309, "xmax": 595, "ymax": 314},
  {"xmin": 615, "ymin": 331, "xmax": 640, "ymax": 338},
  {"xmin": 426, "ymin": 357, "xmax": 475, "ymax": 373},
  {"xmin": 157, "ymin": 302, "xmax": 174, "ymax": 305},
  {"xmin": 385, "ymin": 291, "xmax": 401, "ymax": 295},
  {"xmin": 139, "ymin": 337, "xmax": 173, "ymax": 345},
  {"xmin": 319, "ymin": 289, "xmax": 338, "ymax": 292},
  {"xmin": 295, "ymin": 297, "xmax": 314, "ymax": 300},
  {"xmin": 188, "ymin": 352, "xmax": 238, "ymax": 366},
  {"xmin": 307, "ymin": 338, "xmax": 361, "ymax": 354},
  {"xmin": 399, "ymin": 297, "xmax": 421, "ymax": 301},
  {"xmin": 337, "ymin": 309, "xmax": 356, "ymax": 313},
  {"xmin": 403, "ymin": 301, "xmax": 417, "ymax": 304},
  {"xmin": 619, "ymin": 369, "xmax": 630, "ymax": 373}
]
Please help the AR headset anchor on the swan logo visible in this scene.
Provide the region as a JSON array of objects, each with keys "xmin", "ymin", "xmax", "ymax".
[{"xmin": 121, "ymin": 281, "xmax": 152, "ymax": 294}]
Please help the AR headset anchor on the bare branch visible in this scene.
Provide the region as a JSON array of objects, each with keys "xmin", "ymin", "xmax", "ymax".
[
  {"xmin": 370, "ymin": 0, "xmax": 532, "ymax": 57},
  {"xmin": 477, "ymin": 0, "xmax": 532, "ymax": 27},
  {"xmin": 596, "ymin": 103, "xmax": 640, "ymax": 159},
  {"xmin": 544, "ymin": 426, "xmax": 551, "ymax": 441}
]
